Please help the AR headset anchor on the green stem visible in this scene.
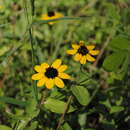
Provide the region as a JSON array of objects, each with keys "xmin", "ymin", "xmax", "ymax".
[
  {"xmin": 89, "ymin": 85, "xmax": 100, "ymax": 103},
  {"xmin": 30, "ymin": 0, "xmax": 35, "ymax": 16},
  {"xmin": 56, "ymin": 96, "xmax": 73, "ymax": 130},
  {"xmin": 23, "ymin": 0, "xmax": 38, "ymax": 101}
]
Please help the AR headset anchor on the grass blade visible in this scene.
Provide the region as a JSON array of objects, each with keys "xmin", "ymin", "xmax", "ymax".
[{"xmin": 0, "ymin": 96, "xmax": 28, "ymax": 107}]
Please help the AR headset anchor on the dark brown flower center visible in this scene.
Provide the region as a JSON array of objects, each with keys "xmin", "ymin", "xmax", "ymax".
[
  {"xmin": 48, "ymin": 11, "xmax": 55, "ymax": 17},
  {"xmin": 78, "ymin": 46, "xmax": 88, "ymax": 55},
  {"xmin": 45, "ymin": 67, "xmax": 58, "ymax": 78}
]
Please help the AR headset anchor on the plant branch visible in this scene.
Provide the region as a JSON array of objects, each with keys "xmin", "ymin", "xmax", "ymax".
[
  {"xmin": 93, "ymin": 34, "xmax": 112, "ymax": 67},
  {"xmin": 56, "ymin": 96, "xmax": 73, "ymax": 130}
]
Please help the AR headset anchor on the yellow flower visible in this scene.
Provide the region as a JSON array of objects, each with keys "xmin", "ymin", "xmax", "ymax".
[
  {"xmin": 67, "ymin": 41, "xmax": 100, "ymax": 64},
  {"xmin": 40, "ymin": 11, "xmax": 63, "ymax": 24},
  {"xmin": 32, "ymin": 59, "xmax": 71, "ymax": 89},
  {"xmin": 0, "ymin": 5, "xmax": 3, "ymax": 9}
]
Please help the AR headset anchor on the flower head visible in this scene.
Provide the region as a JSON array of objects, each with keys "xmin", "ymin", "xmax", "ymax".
[
  {"xmin": 40, "ymin": 11, "xmax": 63, "ymax": 24},
  {"xmin": 32, "ymin": 59, "xmax": 71, "ymax": 89},
  {"xmin": 67, "ymin": 41, "xmax": 100, "ymax": 64}
]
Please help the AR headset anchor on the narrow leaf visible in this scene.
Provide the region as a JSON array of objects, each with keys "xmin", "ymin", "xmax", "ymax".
[
  {"xmin": 32, "ymin": 16, "xmax": 91, "ymax": 25},
  {"xmin": 0, "ymin": 96, "xmax": 28, "ymax": 107}
]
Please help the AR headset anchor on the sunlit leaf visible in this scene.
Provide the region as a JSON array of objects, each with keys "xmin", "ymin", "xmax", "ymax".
[
  {"xmin": 71, "ymin": 86, "xmax": 90, "ymax": 106},
  {"xmin": 44, "ymin": 98, "xmax": 75, "ymax": 114},
  {"xmin": 110, "ymin": 106, "xmax": 124, "ymax": 114},
  {"xmin": 61, "ymin": 122, "xmax": 72, "ymax": 130},
  {"xmin": 0, "ymin": 125, "xmax": 11, "ymax": 130}
]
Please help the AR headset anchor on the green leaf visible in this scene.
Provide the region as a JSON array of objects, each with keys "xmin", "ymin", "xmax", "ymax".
[
  {"xmin": 110, "ymin": 106, "xmax": 124, "ymax": 114},
  {"xmin": 106, "ymin": 52, "xmax": 130, "ymax": 80},
  {"xmin": 24, "ymin": 121, "xmax": 38, "ymax": 130},
  {"xmin": 71, "ymin": 86, "xmax": 90, "ymax": 106},
  {"xmin": 101, "ymin": 120, "xmax": 115, "ymax": 130},
  {"xmin": 116, "ymin": 97, "xmax": 123, "ymax": 106},
  {"xmin": 116, "ymin": 53, "xmax": 130, "ymax": 79},
  {"xmin": 78, "ymin": 113, "xmax": 87, "ymax": 127},
  {"xmin": 44, "ymin": 98, "xmax": 75, "ymax": 114},
  {"xmin": 103, "ymin": 51, "xmax": 126, "ymax": 72},
  {"xmin": 125, "ymin": 116, "xmax": 130, "ymax": 122},
  {"xmin": 100, "ymin": 99, "xmax": 111, "ymax": 108},
  {"xmin": 33, "ymin": 16, "xmax": 90, "ymax": 25},
  {"xmin": 16, "ymin": 119, "xmax": 29, "ymax": 130},
  {"xmin": 109, "ymin": 35, "xmax": 130, "ymax": 51},
  {"xmin": 50, "ymin": 91, "xmax": 65, "ymax": 100},
  {"xmin": 25, "ymin": 98, "xmax": 39, "ymax": 118},
  {"xmin": 0, "ymin": 46, "xmax": 10, "ymax": 56},
  {"xmin": 0, "ymin": 96, "xmax": 28, "ymax": 107},
  {"xmin": 0, "ymin": 125, "xmax": 11, "ymax": 130},
  {"xmin": 61, "ymin": 122, "xmax": 72, "ymax": 130},
  {"xmin": 106, "ymin": 3, "xmax": 120, "ymax": 20}
]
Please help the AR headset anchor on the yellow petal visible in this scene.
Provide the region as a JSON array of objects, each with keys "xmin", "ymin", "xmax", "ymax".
[
  {"xmin": 86, "ymin": 45, "xmax": 95, "ymax": 50},
  {"xmin": 89, "ymin": 50, "xmax": 100, "ymax": 55},
  {"xmin": 79, "ymin": 41, "xmax": 85, "ymax": 45},
  {"xmin": 74, "ymin": 53, "xmax": 82, "ymax": 61},
  {"xmin": 66, "ymin": 49, "xmax": 77, "ymax": 55},
  {"xmin": 51, "ymin": 59, "xmax": 62, "ymax": 69},
  {"xmin": 86, "ymin": 54, "xmax": 95, "ymax": 62},
  {"xmin": 48, "ymin": 22, "xmax": 54, "ymax": 25},
  {"xmin": 54, "ymin": 12, "xmax": 63, "ymax": 18},
  {"xmin": 45, "ymin": 79, "xmax": 54, "ymax": 89},
  {"xmin": 40, "ymin": 12, "xmax": 63, "ymax": 24},
  {"xmin": 32, "ymin": 73, "xmax": 43, "ymax": 80},
  {"xmin": 80, "ymin": 56, "xmax": 87, "ymax": 64},
  {"xmin": 40, "ymin": 14, "xmax": 48, "ymax": 20},
  {"xmin": 59, "ymin": 73, "xmax": 71, "ymax": 79},
  {"xmin": 37, "ymin": 77, "xmax": 47, "ymax": 87},
  {"xmin": 54, "ymin": 77, "xmax": 64, "ymax": 88},
  {"xmin": 72, "ymin": 44, "xmax": 79, "ymax": 49},
  {"xmin": 41, "ymin": 63, "xmax": 49, "ymax": 69},
  {"xmin": 58, "ymin": 65, "xmax": 68, "ymax": 72},
  {"xmin": 34, "ymin": 65, "xmax": 42, "ymax": 72}
]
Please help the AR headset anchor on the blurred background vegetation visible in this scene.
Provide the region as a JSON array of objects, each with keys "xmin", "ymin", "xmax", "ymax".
[{"xmin": 0, "ymin": 0, "xmax": 130, "ymax": 130}]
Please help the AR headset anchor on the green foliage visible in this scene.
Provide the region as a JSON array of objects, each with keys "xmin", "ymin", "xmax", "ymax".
[
  {"xmin": 103, "ymin": 35, "xmax": 130, "ymax": 79},
  {"xmin": 24, "ymin": 121, "xmax": 38, "ymax": 130},
  {"xmin": 71, "ymin": 86, "xmax": 90, "ymax": 106},
  {"xmin": 103, "ymin": 51, "xmax": 126, "ymax": 72},
  {"xmin": 44, "ymin": 98, "xmax": 75, "ymax": 114},
  {"xmin": 0, "ymin": 96, "xmax": 28, "ymax": 107},
  {"xmin": 110, "ymin": 106, "xmax": 124, "ymax": 114},
  {"xmin": 0, "ymin": 125, "xmax": 11, "ymax": 130},
  {"xmin": 1, "ymin": 0, "xmax": 130, "ymax": 129},
  {"xmin": 61, "ymin": 123, "xmax": 72, "ymax": 130},
  {"xmin": 109, "ymin": 35, "xmax": 130, "ymax": 51}
]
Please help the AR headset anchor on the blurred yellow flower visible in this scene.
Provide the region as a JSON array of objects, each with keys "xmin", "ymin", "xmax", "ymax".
[
  {"xmin": 40, "ymin": 11, "xmax": 63, "ymax": 24},
  {"xmin": 67, "ymin": 41, "xmax": 100, "ymax": 64},
  {"xmin": 0, "ymin": 5, "xmax": 3, "ymax": 9},
  {"xmin": 32, "ymin": 59, "xmax": 71, "ymax": 89}
]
